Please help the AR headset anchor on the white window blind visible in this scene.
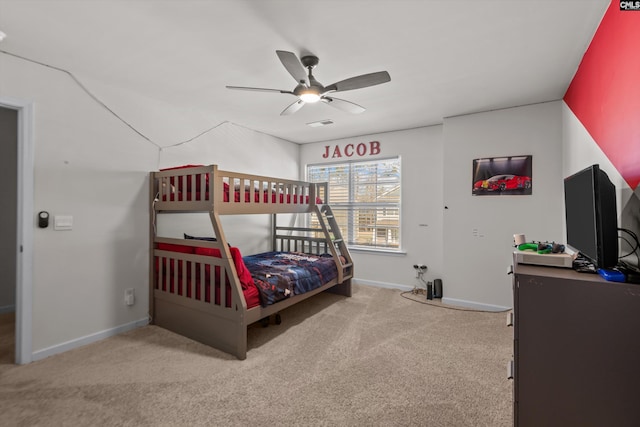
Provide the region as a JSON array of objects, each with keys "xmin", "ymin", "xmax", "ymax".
[{"xmin": 308, "ymin": 158, "xmax": 401, "ymax": 250}]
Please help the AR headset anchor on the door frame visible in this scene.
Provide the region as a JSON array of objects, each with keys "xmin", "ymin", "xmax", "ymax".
[{"xmin": 1, "ymin": 97, "xmax": 34, "ymax": 364}]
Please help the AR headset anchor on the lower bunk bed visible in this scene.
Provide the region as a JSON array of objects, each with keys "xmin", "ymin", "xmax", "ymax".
[{"xmin": 150, "ymin": 165, "xmax": 353, "ymax": 359}]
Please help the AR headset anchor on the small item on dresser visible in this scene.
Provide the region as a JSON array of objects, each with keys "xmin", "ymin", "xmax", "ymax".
[
  {"xmin": 513, "ymin": 234, "xmax": 527, "ymax": 246},
  {"xmin": 517, "ymin": 242, "xmax": 538, "ymax": 252},
  {"xmin": 597, "ymin": 268, "xmax": 626, "ymax": 282},
  {"xmin": 616, "ymin": 261, "xmax": 640, "ymax": 284}
]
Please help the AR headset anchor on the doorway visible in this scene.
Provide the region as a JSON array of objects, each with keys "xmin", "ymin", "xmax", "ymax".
[
  {"xmin": 0, "ymin": 99, "xmax": 34, "ymax": 364},
  {"xmin": 0, "ymin": 106, "xmax": 17, "ymax": 364}
]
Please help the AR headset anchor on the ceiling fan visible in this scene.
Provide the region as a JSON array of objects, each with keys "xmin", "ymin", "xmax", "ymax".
[{"xmin": 226, "ymin": 50, "xmax": 391, "ymax": 116}]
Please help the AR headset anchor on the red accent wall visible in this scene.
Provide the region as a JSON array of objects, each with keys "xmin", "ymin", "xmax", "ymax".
[{"xmin": 564, "ymin": 1, "xmax": 640, "ymax": 190}]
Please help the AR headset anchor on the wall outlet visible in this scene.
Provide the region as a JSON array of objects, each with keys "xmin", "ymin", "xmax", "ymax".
[{"xmin": 125, "ymin": 288, "xmax": 135, "ymax": 306}]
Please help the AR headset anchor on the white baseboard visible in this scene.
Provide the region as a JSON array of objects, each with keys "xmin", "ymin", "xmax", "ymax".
[
  {"xmin": 355, "ymin": 279, "xmax": 511, "ymax": 312},
  {"xmin": 32, "ymin": 318, "xmax": 149, "ymax": 362},
  {"xmin": 441, "ymin": 297, "xmax": 511, "ymax": 312},
  {"xmin": 354, "ymin": 278, "xmax": 413, "ymax": 292}
]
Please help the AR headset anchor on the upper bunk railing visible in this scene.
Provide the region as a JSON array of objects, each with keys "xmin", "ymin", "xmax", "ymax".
[{"xmin": 153, "ymin": 165, "xmax": 326, "ymax": 215}]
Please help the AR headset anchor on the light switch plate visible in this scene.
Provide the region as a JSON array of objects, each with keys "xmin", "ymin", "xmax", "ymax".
[{"xmin": 53, "ymin": 215, "xmax": 73, "ymax": 230}]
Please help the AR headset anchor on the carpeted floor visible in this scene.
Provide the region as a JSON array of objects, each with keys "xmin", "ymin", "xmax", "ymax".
[{"xmin": 0, "ymin": 284, "xmax": 513, "ymax": 426}]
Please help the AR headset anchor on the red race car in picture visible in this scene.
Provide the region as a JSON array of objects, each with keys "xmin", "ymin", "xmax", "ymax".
[{"xmin": 473, "ymin": 174, "xmax": 532, "ymax": 192}]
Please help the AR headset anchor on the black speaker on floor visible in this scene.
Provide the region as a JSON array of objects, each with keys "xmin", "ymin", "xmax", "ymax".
[
  {"xmin": 426, "ymin": 282, "xmax": 433, "ymax": 300},
  {"xmin": 434, "ymin": 279, "xmax": 443, "ymax": 298}
]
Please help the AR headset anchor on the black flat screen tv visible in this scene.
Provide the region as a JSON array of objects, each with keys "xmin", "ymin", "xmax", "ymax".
[{"xmin": 564, "ymin": 164, "xmax": 618, "ymax": 269}]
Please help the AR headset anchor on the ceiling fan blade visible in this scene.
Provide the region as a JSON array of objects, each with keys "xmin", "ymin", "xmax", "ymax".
[
  {"xmin": 226, "ymin": 85, "xmax": 294, "ymax": 95},
  {"xmin": 324, "ymin": 71, "xmax": 391, "ymax": 93},
  {"xmin": 276, "ymin": 50, "xmax": 309, "ymax": 85},
  {"xmin": 322, "ymin": 96, "xmax": 366, "ymax": 114},
  {"xmin": 280, "ymin": 100, "xmax": 305, "ymax": 116}
]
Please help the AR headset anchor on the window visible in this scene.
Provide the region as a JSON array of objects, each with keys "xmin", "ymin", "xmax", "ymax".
[{"xmin": 308, "ymin": 158, "xmax": 401, "ymax": 250}]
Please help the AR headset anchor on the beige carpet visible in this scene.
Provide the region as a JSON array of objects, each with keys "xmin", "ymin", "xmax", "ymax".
[{"xmin": 0, "ymin": 285, "xmax": 513, "ymax": 426}]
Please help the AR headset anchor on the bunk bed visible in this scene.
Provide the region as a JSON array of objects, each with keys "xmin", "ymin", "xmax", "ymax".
[{"xmin": 150, "ymin": 165, "xmax": 353, "ymax": 359}]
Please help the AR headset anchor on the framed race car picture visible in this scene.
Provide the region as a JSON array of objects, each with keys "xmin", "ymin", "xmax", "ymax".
[{"xmin": 472, "ymin": 155, "xmax": 532, "ymax": 196}]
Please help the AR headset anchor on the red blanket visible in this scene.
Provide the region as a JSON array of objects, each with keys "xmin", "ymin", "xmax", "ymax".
[{"xmin": 155, "ymin": 243, "xmax": 260, "ymax": 309}]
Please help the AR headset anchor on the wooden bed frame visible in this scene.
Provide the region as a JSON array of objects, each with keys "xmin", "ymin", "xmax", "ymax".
[{"xmin": 149, "ymin": 165, "xmax": 353, "ymax": 359}]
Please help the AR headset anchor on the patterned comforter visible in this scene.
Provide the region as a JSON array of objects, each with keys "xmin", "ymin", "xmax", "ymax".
[{"xmin": 243, "ymin": 252, "xmax": 338, "ymax": 306}]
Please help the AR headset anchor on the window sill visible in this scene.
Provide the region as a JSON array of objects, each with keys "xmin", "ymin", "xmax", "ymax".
[{"xmin": 348, "ymin": 247, "xmax": 406, "ymax": 256}]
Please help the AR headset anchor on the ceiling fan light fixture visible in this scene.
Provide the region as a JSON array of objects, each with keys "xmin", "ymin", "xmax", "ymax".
[{"xmin": 299, "ymin": 92, "xmax": 321, "ymax": 103}]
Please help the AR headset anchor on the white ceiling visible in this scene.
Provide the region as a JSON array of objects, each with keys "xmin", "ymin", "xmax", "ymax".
[{"xmin": 0, "ymin": 0, "xmax": 608, "ymax": 144}]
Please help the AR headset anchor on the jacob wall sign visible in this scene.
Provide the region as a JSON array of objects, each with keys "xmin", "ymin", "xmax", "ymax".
[{"xmin": 322, "ymin": 141, "xmax": 381, "ymax": 159}]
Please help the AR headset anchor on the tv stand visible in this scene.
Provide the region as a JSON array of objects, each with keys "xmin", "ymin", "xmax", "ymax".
[{"xmin": 512, "ymin": 261, "xmax": 640, "ymax": 426}]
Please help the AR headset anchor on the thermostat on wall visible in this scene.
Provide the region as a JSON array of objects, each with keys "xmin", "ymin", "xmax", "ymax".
[{"xmin": 38, "ymin": 211, "xmax": 49, "ymax": 228}]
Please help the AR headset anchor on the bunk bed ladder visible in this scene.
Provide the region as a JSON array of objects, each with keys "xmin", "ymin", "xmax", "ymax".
[{"xmin": 315, "ymin": 204, "xmax": 354, "ymax": 283}]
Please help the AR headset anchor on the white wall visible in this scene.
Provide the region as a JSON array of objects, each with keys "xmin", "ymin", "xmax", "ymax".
[
  {"xmin": 156, "ymin": 122, "xmax": 300, "ymax": 255},
  {"xmin": 79, "ymin": 72, "xmax": 301, "ymax": 255},
  {"xmin": 300, "ymin": 126, "xmax": 445, "ymax": 291},
  {"xmin": 300, "ymin": 103, "xmax": 567, "ymax": 311},
  {"xmin": 0, "ymin": 50, "xmax": 300, "ymax": 360},
  {"xmin": 1, "ymin": 53, "xmax": 158, "ymax": 357},
  {"xmin": 442, "ymin": 101, "xmax": 564, "ymax": 309},
  {"xmin": 562, "ymin": 103, "xmax": 629, "ymax": 215}
]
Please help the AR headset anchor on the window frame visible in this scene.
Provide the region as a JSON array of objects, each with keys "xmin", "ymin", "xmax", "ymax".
[{"xmin": 307, "ymin": 156, "xmax": 402, "ymax": 252}]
